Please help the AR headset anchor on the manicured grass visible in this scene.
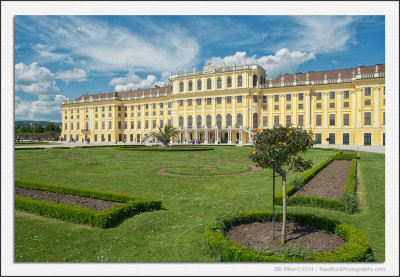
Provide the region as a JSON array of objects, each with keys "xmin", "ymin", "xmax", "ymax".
[
  {"xmin": 14, "ymin": 146, "xmax": 385, "ymax": 262},
  {"xmin": 165, "ymin": 161, "xmax": 251, "ymax": 176},
  {"xmin": 15, "ymin": 141, "xmax": 60, "ymax": 145}
]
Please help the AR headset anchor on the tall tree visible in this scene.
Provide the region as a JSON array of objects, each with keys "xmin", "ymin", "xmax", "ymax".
[{"xmin": 249, "ymin": 125, "xmax": 315, "ymax": 244}]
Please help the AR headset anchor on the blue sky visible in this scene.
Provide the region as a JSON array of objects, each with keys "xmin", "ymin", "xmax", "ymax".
[{"xmin": 14, "ymin": 15, "xmax": 385, "ymax": 122}]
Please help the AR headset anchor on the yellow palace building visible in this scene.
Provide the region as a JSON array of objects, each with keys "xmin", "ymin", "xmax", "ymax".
[{"xmin": 61, "ymin": 62, "xmax": 385, "ymax": 146}]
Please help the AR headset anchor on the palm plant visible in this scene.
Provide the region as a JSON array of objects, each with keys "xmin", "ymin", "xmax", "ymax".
[{"xmin": 152, "ymin": 125, "xmax": 179, "ymax": 147}]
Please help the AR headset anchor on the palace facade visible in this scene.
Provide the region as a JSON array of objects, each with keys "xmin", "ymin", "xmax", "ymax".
[{"xmin": 61, "ymin": 63, "xmax": 385, "ymax": 146}]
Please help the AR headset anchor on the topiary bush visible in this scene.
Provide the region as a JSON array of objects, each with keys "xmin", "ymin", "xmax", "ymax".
[{"xmin": 205, "ymin": 210, "xmax": 372, "ymax": 262}]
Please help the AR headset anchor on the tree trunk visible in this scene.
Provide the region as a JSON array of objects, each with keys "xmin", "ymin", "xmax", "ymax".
[{"xmin": 280, "ymin": 173, "xmax": 287, "ymax": 244}]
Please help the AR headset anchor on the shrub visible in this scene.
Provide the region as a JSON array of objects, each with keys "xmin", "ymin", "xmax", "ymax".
[
  {"xmin": 15, "ymin": 180, "xmax": 162, "ymax": 228},
  {"xmin": 15, "ymin": 147, "xmax": 46, "ymax": 150},
  {"xmin": 116, "ymin": 146, "xmax": 214, "ymax": 152},
  {"xmin": 205, "ymin": 211, "xmax": 372, "ymax": 262}
]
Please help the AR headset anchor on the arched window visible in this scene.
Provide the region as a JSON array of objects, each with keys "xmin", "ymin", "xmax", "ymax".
[
  {"xmin": 188, "ymin": 115, "xmax": 193, "ymax": 128},
  {"xmin": 197, "ymin": 79, "xmax": 202, "ymax": 90},
  {"xmin": 179, "ymin": 116, "xmax": 184, "ymax": 128},
  {"xmin": 206, "ymin": 114, "xmax": 212, "ymax": 128},
  {"xmin": 196, "ymin": 115, "xmax": 202, "ymax": 128},
  {"xmin": 236, "ymin": 113, "xmax": 243, "ymax": 127},
  {"xmin": 253, "ymin": 75, "xmax": 258, "ymax": 87},
  {"xmin": 227, "ymin": 76, "xmax": 232, "ymax": 88},
  {"xmin": 188, "ymin": 80, "xmax": 193, "ymax": 91},
  {"xmin": 207, "ymin": 78, "xmax": 212, "ymax": 90},
  {"xmin": 237, "ymin": 75, "xmax": 242, "ymax": 87},
  {"xmin": 253, "ymin": 113, "xmax": 258, "ymax": 129},
  {"xmin": 179, "ymin": 81, "xmax": 184, "ymax": 92},
  {"xmin": 216, "ymin": 114, "xmax": 222, "ymax": 128},
  {"xmin": 217, "ymin": 77, "xmax": 222, "ymax": 89},
  {"xmin": 226, "ymin": 113, "xmax": 232, "ymax": 127}
]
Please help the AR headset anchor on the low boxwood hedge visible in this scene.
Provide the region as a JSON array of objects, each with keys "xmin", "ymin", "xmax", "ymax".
[
  {"xmin": 274, "ymin": 154, "xmax": 358, "ymax": 213},
  {"xmin": 116, "ymin": 146, "xmax": 214, "ymax": 151},
  {"xmin": 15, "ymin": 180, "xmax": 162, "ymax": 228},
  {"xmin": 15, "ymin": 147, "xmax": 46, "ymax": 150},
  {"xmin": 205, "ymin": 210, "xmax": 372, "ymax": 262}
]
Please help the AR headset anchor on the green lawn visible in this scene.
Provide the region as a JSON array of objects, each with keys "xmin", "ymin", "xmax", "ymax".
[
  {"xmin": 15, "ymin": 141, "xmax": 60, "ymax": 145},
  {"xmin": 14, "ymin": 146, "xmax": 385, "ymax": 262}
]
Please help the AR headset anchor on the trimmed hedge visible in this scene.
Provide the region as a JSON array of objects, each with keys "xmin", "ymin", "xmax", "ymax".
[
  {"xmin": 15, "ymin": 180, "xmax": 162, "ymax": 228},
  {"xmin": 15, "ymin": 147, "xmax": 46, "ymax": 150},
  {"xmin": 205, "ymin": 210, "xmax": 372, "ymax": 262},
  {"xmin": 274, "ymin": 153, "xmax": 358, "ymax": 213},
  {"xmin": 116, "ymin": 146, "xmax": 214, "ymax": 152}
]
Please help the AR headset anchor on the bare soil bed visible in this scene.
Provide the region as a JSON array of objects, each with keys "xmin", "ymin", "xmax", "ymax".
[
  {"xmin": 294, "ymin": 160, "xmax": 352, "ymax": 200},
  {"xmin": 225, "ymin": 221, "xmax": 347, "ymax": 253},
  {"xmin": 15, "ymin": 187, "xmax": 120, "ymax": 211}
]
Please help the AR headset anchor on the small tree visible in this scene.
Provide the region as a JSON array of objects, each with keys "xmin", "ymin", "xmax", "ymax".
[
  {"xmin": 151, "ymin": 125, "xmax": 179, "ymax": 147},
  {"xmin": 249, "ymin": 125, "xmax": 315, "ymax": 244}
]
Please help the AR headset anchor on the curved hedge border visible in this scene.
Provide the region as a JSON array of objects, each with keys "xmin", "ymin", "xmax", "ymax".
[
  {"xmin": 274, "ymin": 151, "xmax": 359, "ymax": 213},
  {"xmin": 15, "ymin": 147, "xmax": 46, "ymax": 150},
  {"xmin": 116, "ymin": 146, "xmax": 214, "ymax": 151},
  {"xmin": 15, "ymin": 180, "xmax": 162, "ymax": 228},
  {"xmin": 205, "ymin": 210, "xmax": 372, "ymax": 262}
]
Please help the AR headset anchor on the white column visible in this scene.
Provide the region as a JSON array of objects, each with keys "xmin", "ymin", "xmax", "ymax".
[{"xmin": 373, "ymin": 87, "xmax": 380, "ymax": 127}]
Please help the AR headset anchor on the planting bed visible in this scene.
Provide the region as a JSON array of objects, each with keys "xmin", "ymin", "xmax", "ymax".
[
  {"xmin": 226, "ymin": 221, "xmax": 346, "ymax": 253},
  {"xmin": 15, "ymin": 187, "xmax": 119, "ymax": 211},
  {"xmin": 294, "ymin": 160, "xmax": 352, "ymax": 200}
]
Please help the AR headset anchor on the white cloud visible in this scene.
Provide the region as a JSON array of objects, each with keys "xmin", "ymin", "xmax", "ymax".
[
  {"xmin": 109, "ymin": 70, "xmax": 172, "ymax": 92},
  {"xmin": 55, "ymin": 68, "xmax": 88, "ymax": 84},
  {"xmin": 207, "ymin": 49, "xmax": 315, "ymax": 78},
  {"xmin": 20, "ymin": 16, "xmax": 199, "ymax": 73},
  {"xmin": 15, "ymin": 62, "xmax": 59, "ymax": 94},
  {"xmin": 15, "ymin": 94, "xmax": 68, "ymax": 121}
]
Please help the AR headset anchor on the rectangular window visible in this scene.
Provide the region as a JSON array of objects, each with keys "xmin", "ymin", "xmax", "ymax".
[
  {"xmin": 274, "ymin": 105, "xmax": 279, "ymax": 110},
  {"xmin": 343, "ymin": 133, "xmax": 350, "ymax": 145},
  {"xmin": 364, "ymin": 99, "xmax": 371, "ymax": 106},
  {"xmin": 188, "ymin": 99, "xmax": 192, "ymax": 106},
  {"xmin": 71, "ymin": 109, "xmax": 74, "ymax": 113},
  {"xmin": 298, "ymin": 93, "xmax": 304, "ymax": 101},
  {"xmin": 343, "ymin": 113, "xmax": 350, "ymax": 126},
  {"xmin": 329, "ymin": 102, "xmax": 335, "ymax": 109},
  {"xmin": 316, "ymin": 92, "xmax": 322, "ymax": 100},
  {"xmin": 364, "ymin": 112, "xmax": 371, "ymax": 125},
  {"xmin": 298, "ymin": 115, "xmax": 304, "ymax": 126},
  {"xmin": 383, "ymin": 111, "xmax": 385, "ymax": 125},
  {"xmin": 364, "ymin": 133, "xmax": 371, "ymax": 146},
  {"xmin": 109, "ymin": 113, "xmax": 112, "ymax": 117},
  {"xmin": 145, "ymin": 120, "xmax": 149, "ymax": 129},
  {"xmin": 102, "ymin": 106, "xmax": 105, "ymax": 112},
  {"xmin": 86, "ymin": 108, "xmax": 89, "ymax": 112},
  {"xmin": 124, "ymin": 121, "xmax": 127, "ymax": 129},
  {"xmin": 263, "ymin": 96, "xmax": 268, "ymax": 103},
  {"xmin": 298, "ymin": 103, "xmax": 304, "ymax": 109},
  {"xmin": 343, "ymin": 102, "xmax": 350, "ymax": 108},
  {"xmin": 383, "ymin": 86, "xmax": 385, "ymax": 95},
  {"xmin": 216, "ymin": 97, "xmax": 222, "ymax": 104},
  {"xmin": 160, "ymin": 111, "xmax": 163, "ymax": 115},
  {"xmin": 343, "ymin": 91, "xmax": 349, "ymax": 99},
  {"xmin": 274, "ymin": 115, "xmax": 279, "ymax": 127},
  {"xmin": 102, "ymin": 113, "xmax": 105, "ymax": 118},
  {"xmin": 145, "ymin": 104, "xmax": 149, "ymax": 109},
  {"xmin": 77, "ymin": 122, "xmax": 80, "ymax": 130},
  {"xmin": 364, "ymin": 87, "xmax": 371, "ymax": 96},
  {"xmin": 65, "ymin": 123, "xmax": 68, "ymax": 130},
  {"xmin": 153, "ymin": 103, "xmax": 156, "ymax": 109},
  {"xmin": 206, "ymin": 98, "xmax": 212, "ymax": 105},
  {"xmin": 137, "ymin": 121, "xmax": 141, "ymax": 129},
  {"xmin": 179, "ymin": 100, "xmax": 183, "ymax": 106},
  {"xmin": 262, "ymin": 116, "xmax": 268, "ymax": 127},
  {"xmin": 102, "ymin": 121, "xmax": 105, "ymax": 130},
  {"xmin": 70, "ymin": 123, "xmax": 74, "ymax": 130},
  {"xmin": 274, "ymin": 95, "xmax": 279, "ymax": 102},
  {"xmin": 168, "ymin": 119, "xmax": 172, "ymax": 126},
  {"xmin": 328, "ymin": 133, "xmax": 335, "ymax": 144},
  {"xmin": 117, "ymin": 121, "xmax": 121, "ymax": 129},
  {"xmin": 383, "ymin": 98, "xmax": 385, "ymax": 105},
  {"xmin": 329, "ymin": 114, "xmax": 336, "ymax": 126},
  {"xmin": 262, "ymin": 105, "xmax": 268, "ymax": 111},
  {"xmin": 168, "ymin": 102, "xmax": 171, "ymax": 108},
  {"xmin": 236, "ymin": 96, "xmax": 242, "ymax": 103},
  {"xmin": 253, "ymin": 95, "xmax": 258, "ymax": 102},
  {"xmin": 168, "ymin": 110, "xmax": 171, "ymax": 115},
  {"xmin": 131, "ymin": 121, "xmax": 134, "ymax": 129},
  {"xmin": 108, "ymin": 121, "xmax": 112, "ymax": 129},
  {"xmin": 71, "ymin": 115, "xmax": 74, "ymax": 119},
  {"xmin": 160, "ymin": 119, "xmax": 164, "ymax": 128},
  {"xmin": 109, "ymin": 106, "xmax": 111, "ymax": 111},
  {"xmin": 316, "ymin": 103, "xmax": 322, "ymax": 109},
  {"xmin": 196, "ymin": 98, "xmax": 202, "ymax": 105},
  {"xmin": 95, "ymin": 122, "xmax": 98, "ymax": 130},
  {"xmin": 65, "ymin": 116, "xmax": 67, "ymax": 119},
  {"xmin": 131, "ymin": 105, "xmax": 134, "ymax": 110},
  {"xmin": 316, "ymin": 114, "xmax": 322, "ymax": 126},
  {"xmin": 117, "ymin": 106, "xmax": 121, "ymax": 111},
  {"xmin": 77, "ymin": 115, "xmax": 80, "ymax": 119},
  {"xmin": 286, "ymin": 94, "xmax": 291, "ymax": 101},
  {"xmin": 160, "ymin": 103, "xmax": 164, "ymax": 108},
  {"xmin": 153, "ymin": 111, "xmax": 156, "ymax": 116},
  {"xmin": 152, "ymin": 120, "xmax": 156, "ymax": 129},
  {"xmin": 286, "ymin": 115, "xmax": 291, "ymax": 127},
  {"xmin": 137, "ymin": 112, "xmax": 141, "ymax": 117},
  {"xmin": 286, "ymin": 104, "xmax": 291, "ymax": 110},
  {"xmin": 315, "ymin": 133, "xmax": 322, "ymax": 144},
  {"xmin": 131, "ymin": 113, "xmax": 134, "ymax": 117},
  {"xmin": 226, "ymin": 96, "xmax": 232, "ymax": 104},
  {"xmin": 137, "ymin": 105, "xmax": 141, "ymax": 110},
  {"xmin": 124, "ymin": 106, "xmax": 127, "ymax": 111},
  {"xmin": 329, "ymin": 91, "xmax": 335, "ymax": 100}
]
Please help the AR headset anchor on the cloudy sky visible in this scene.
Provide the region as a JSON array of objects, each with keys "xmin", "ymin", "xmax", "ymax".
[{"xmin": 14, "ymin": 15, "xmax": 385, "ymax": 122}]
